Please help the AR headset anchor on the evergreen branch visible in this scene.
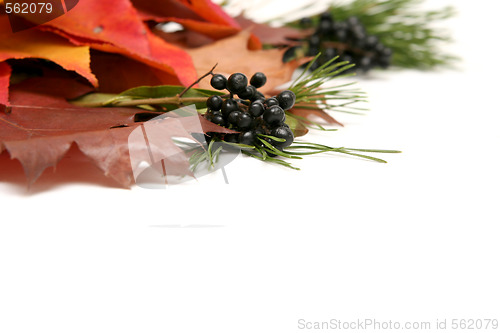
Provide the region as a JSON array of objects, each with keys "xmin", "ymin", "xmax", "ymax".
[
  {"xmin": 288, "ymin": 54, "xmax": 367, "ymax": 115},
  {"xmin": 288, "ymin": 0, "xmax": 457, "ymax": 69}
]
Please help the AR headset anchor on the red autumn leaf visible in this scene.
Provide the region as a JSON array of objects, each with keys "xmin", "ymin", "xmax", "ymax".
[
  {"xmin": 133, "ymin": 0, "xmax": 261, "ymax": 49},
  {"xmin": 92, "ymin": 29, "xmax": 198, "ymax": 87},
  {"xmin": 187, "ymin": 30, "xmax": 308, "ymax": 95},
  {"xmin": 152, "ymin": 27, "xmax": 216, "ymax": 49},
  {"xmin": 132, "ymin": 0, "xmax": 239, "ymax": 29},
  {"xmin": 89, "ymin": 51, "xmax": 185, "ymax": 93},
  {"xmin": 6, "ymin": 69, "xmax": 95, "ymax": 100},
  {"xmin": 0, "ymin": 61, "xmax": 10, "ymax": 108},
  {"xmin": 47, "ymin": 0, "xmax": 150, "ymax": 54},
  {"xmin": 131, "ymin": 0, "xmax": 203, "ymax": 22},
  {"xmin": 0, "ymin": 77, "xmax": 233, "ymax": 187},
  {"xmin": 36, "ymin": 23, "xmax": 197, "ymax": 89},
  {"xmin": 37, "ymin": 0, "xmax": 198, "ymax": 86},
  {"xmin": 152, "ymin": 17, "xmax": 240, "ymax": 41}
]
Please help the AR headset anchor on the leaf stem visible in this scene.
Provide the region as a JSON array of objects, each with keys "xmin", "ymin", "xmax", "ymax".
[
  {"xmin": 109, "ymin": 96, "xmax": 209, "ymax": 107},
  {"xmin": 178, "ymin": 63, "xmax": 218, "ymax": 98}
]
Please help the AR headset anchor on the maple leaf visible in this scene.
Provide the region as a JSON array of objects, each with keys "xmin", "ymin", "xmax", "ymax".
[
  {"xmin": 0, "ymin": 77, "xmax": 233, "ymax": 187},
  {"xmin": 89, "ymin": 51, "xmax": 185, "ymax": 93},
  {"xmin": 1, "ymin": 0, "xmax": 197, "ymax": 87},
  {"xmin": 187, "ymin": 30, "xmax": 308, "ymax": 95},
  {"xmin": 0, "ymin": 15, "xmax": 97, "ymax": 95},
  {"xmin": 39, "ymin": 0, "xmax": 198, "ymax": 87}
]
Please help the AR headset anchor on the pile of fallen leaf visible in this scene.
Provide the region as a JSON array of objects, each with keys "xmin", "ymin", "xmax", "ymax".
[{"xmin": 0, "ymin": 0, "xmax": 333, "ymax": 188}]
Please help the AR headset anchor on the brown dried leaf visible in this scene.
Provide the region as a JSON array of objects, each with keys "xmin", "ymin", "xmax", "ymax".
[
  {"xmin": 187, "ymin": 30, "xmax": 307, "ymax": 95},
  {"xmin": 290, "ymin": 102, "xmax": 344, "ymax": 127},
  {"xmin": 235, "ymin": 15, "xmax": 309, "ymax": 46}
]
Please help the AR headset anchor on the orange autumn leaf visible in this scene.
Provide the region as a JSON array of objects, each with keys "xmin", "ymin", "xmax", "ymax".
[
  {"xmin": 41, "ymin": 0, "xmax": 198, "ymax": 86},
  {"xmin": 0, "ymin": 17, "xmax": 97, "ymax": 87}
]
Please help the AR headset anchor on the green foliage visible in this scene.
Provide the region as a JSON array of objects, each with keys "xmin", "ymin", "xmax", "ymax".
[
  {"xmin": 71, "ymin": 85, "xmax": 224, "ymax": 110},
  {"xmin": 302, "ymin": 0, "xmax": 457, "ymax": 69},
  {"xmin": 289, "ymin": 54, "xmax": 368, "ymax": 114}
]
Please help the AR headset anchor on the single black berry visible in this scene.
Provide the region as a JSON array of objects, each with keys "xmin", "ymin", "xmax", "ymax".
[
  {"xmin": 342, "ymin": 53, "xmax": 354, "ymax": 64},
  {"xmin": 238, "ymin": 85, "xmax": 256, "ymax": 100},
  {"xmin": 221, "ymin": 98, "xmax": 239, "ymax": 118},
  {"xmin": 248, "ymin": 101, "xmax": 265, "ymax": 117},
  {"xmin": 347, "ymin": 16, "xmax": 361, "ymax": 28},
  {"xmin": 265, "ymin": 97, "xmax": 279, "ymax": 107},
  {"xmin": 299, "ymin": 17, "xmax": 312, "ymax": 28},
  {"xmin": 320, "ymin": 11, "xmax": 333, "ymax": 23},
  {"xmin": 210, "ymin": 74, "xmax": 227, "ymax": 90},
  {"xmin": 334, "ymin": 24, "xmax": 347, "ymax": 42},
  {"xmin": 263, "ymin": 105, "xmax": 285, "ymax": 126},
  {"xmin": 309, "ymin": 34, "xmax": 321, "ymax": 48},
  {"xmin": 380, "ymin": 47, "xmax": 393, "ymax": 58},
  {"xmin": 250, "ymin": 72, "xmax": 267, "ymax": 88},
  {"xmin": 323, "ymin": 47, "xmax": 337, "ymax": 62},
  {"xmin": 365, "ymin": 35, "xmax": 379, "ymax": 50},
  {"xmin": 227, "ymin": 73, "xmax": 248, "ymax": 93},
  {"xmin": 228, "ymin": 110, "xmax": 242, "ymax": 125},
  {"xmin": 211, "ymin": 114, "xmax": 225, "ymax": 126},
  {"xmin": 237, "ymin": 113, "xmax": 253, "ymax": 130},
  {"xmin": 318, "ymin": 19, "xmax": 333, "ymax": 35},
  {"xmin": 239, "ymin": 131, "xmax": 256, "ymax": 145},
  {"xmin": 270, "ymin": 126, "xmax": 294, "ymax": 148},
  {"xmin": 207, "ymin": 95, "xmax": 223, "ymax": 110},
  {"xmin": 276, "ymin": 90, "xmax": 296, "ymax": 110}
]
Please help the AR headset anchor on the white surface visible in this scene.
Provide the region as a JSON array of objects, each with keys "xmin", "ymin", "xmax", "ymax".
[{"xmin": 1, "ymin": 1, "xmax": 500, "ymax": 332}]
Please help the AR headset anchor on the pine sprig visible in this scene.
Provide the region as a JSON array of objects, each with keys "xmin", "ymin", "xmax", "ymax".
[
  {"xmin": 331, "ymin": 0, "xmax": 457, "ymax": 69},
  {"xmin": 288, "ymin": 54, "xmax": 368, "ymax": 115},
  {"xmin": 289, "ymin": 0, "xmax": 457, "ymax": 69},
  {"xmin": 197, "ymin": 137, "xmax": 401, "ymax": 170}
]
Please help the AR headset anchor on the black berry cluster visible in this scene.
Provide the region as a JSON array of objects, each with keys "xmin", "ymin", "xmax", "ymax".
[
  {"xmin": 204, "ymin": 72, "xmax": 295, "ymax": 151},
  {"xmin": 300, "ymin": 12, "xmax": 393, "ymax": 72}
]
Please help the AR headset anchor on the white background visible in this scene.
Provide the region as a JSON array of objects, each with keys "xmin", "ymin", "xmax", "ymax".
[{"xmin": 1, "ymin": 1, "xmax": 500, "ymax": 332}]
